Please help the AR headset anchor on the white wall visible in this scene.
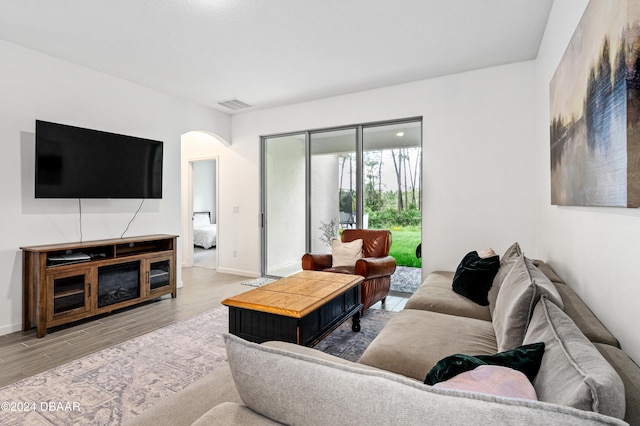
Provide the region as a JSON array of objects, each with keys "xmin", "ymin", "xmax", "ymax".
[
  {"xmin": 179, "ymin": 131, "xmax": 257, "ymax": 277},
  {"xmin": 0, "ymin": 40, "xmax": 230, "ymax": 335},
  {"xmin": 535, "ymin": 0, "xmax": 640, "ymax": 364},
  {"xmin": 229, "ymin": 60, "xmax": 539, "ymax": 279}
]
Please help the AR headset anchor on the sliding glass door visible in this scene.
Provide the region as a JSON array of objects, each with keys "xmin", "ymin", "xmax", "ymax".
[
  {"xmin": 363, "ymin": 121, "xmax": 422, "ymax": 288},
  {"xmin": 261, "ymin": 118, "xmax": 422, "ymax": 280},
  {"xmin": 362, "ymin": 121, "xmax": 422, "ymax": 228},
  {"xmin": 262, "ymin": 133, "xmax": 306, "ymax": 277},
  {"xmin": 310, "ymin": 128, "xmax": 357, "ymax": 253}
]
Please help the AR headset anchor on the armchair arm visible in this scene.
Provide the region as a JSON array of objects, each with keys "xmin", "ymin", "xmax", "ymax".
[
  {"xmin": 301, "ymin": 253, "xmax": 333, "ymax": 271},
  {"xmin": 354, "ymin": 256, "xmax": 397, "ymax": 279}
]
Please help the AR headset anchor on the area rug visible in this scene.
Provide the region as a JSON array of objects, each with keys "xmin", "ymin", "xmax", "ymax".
[
  {"xmin": 390, "ymin": 266, "xmax": 422, "ymax": 294},
  {"xmin": 0, "ymin": 308, "xmax": 230, "ymax": 426},
  {"xmin": 0, "ymin": 306, "xmax": 393, "ymax": 425},
  {"xmin": 243, "ymin": 266, "xmax": 422, "ymax": 294},
  {"xmin": 314, "ymin": 308, "xmax": 396, "ymax": 361},
  {"xmin": 241, "ymin": 276, "xmax": 276, "ymax": 287}
]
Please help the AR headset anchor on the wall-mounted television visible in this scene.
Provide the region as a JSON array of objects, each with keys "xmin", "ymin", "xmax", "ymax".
[{"xmin": 35, "ymin": 120, "xmax": 163, "ymax": 199}]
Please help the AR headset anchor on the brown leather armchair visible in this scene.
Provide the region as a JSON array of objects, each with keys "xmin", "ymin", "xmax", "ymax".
[{"xmin": 301, "ymin": 229, "xmax": 397, "ymax": 314}]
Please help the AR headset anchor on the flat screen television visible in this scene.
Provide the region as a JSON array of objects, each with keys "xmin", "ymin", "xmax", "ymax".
[{"xmin": 35, "ymin": 120, "xmax": 163, "ymax": 199}]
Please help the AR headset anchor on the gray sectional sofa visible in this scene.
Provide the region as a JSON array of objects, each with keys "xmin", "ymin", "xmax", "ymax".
[{"xmin": 128, "ymin": 243, "xmax": 639, "ymax": 425}]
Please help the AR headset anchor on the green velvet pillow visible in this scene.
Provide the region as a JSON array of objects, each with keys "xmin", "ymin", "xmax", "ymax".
[
  {"xmin": 452, "ymin": 250, "xmax": 500, "ymax": 306},
  {"xmin": 424, "ymin": 342, "xmax": 545, "ymax": 386}
]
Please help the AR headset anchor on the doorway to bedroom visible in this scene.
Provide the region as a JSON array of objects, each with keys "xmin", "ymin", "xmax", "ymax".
[{"xmin": 192, "ymin": 158, "xmax": 218, "ymax": 270}]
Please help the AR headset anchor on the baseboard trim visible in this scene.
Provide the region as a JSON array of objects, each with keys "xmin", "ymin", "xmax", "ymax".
[
  {"xmin": 217, "ymin": 267, "xmax": 259, "ymax": 278},
  {"xmin": 0, "ymin": 322, "xmax": 23, "ymax": 337}
]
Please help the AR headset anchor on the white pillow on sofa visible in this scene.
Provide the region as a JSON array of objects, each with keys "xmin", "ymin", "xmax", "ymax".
[{"xmin": 331, "ymin": 238, "xmax": 363, "ymax": 267}]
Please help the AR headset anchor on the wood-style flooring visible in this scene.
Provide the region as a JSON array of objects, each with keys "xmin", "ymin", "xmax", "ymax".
[{"xmin": 0, "ymin": 267, "xmax": 408, "ymax": 388}]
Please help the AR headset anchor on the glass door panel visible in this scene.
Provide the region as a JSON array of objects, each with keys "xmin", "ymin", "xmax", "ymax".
[
  {"xmin": 264, "ymin": 134, "xmax": 306, "ymax": 277},
  {"xmin": 310, "ymin": 129, "xmax": 357, "ymax": 253},
  {"xmin": 149, "ymin": 258, "xmax": 171, "ymax": 291},
  {"xmin": 363, "ymin": 121, "xmax": 422, "ymax": 290},
  {"xmin": 50, "ymin": 271, "xmax": 89, "ymax": 316}
]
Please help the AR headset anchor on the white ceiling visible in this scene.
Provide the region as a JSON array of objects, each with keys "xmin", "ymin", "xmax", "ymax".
[{"xmin": 0, "ymin": 0, "xmax": 554, "ymax": 115}]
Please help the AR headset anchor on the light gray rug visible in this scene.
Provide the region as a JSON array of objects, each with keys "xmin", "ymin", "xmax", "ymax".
[
  {"xmin": 0, "ymin": 308, "xmax": 229, "ymax": 426},
  {"xmin": 0, "ymin": 305, "xmax": 393, "ymax": 425},
  {"xmin": 390, "ymin": 266, "xmax": 422, "ymax": 294},
  {"xmin": 241, "ymin": 277, "xmax": 276, "ymax": 287}
]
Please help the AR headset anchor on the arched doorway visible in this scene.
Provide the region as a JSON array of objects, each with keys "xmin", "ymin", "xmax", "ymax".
[{"xmin": 180, "ymin": 131, "xmax": 229, "ymax": 270}]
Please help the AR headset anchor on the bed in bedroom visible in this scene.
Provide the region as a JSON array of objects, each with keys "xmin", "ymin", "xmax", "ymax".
[{"xmin": 193, "ymin": 211, "xmax": 217, "ymax": 249}]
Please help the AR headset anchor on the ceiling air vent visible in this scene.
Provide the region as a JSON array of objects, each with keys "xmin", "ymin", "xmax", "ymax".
[{"xmin": 217, "ymin": 98, "xmax": 252, "ymax": 111}]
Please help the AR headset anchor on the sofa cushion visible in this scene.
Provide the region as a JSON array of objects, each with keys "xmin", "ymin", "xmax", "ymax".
[
  {"xmin": 359, "ymin": 309, "xmax": 497, "ymax": 381},
  {"xmin": 595, "ymin": 343, "xmax": 640, "ymax": 425},
  {"xmin": 532, "ymin": 260, "xmax": 565, "ymax": 285},
  {"xmin": 553, "ymin": 282, "xmax": 619, "ymax": 347},
  {"xmin": 492, "ymin": 256, "xmax": 563, "ymax": 352},
  {"xmin": 331, "ymin": 238, "xmax": 362, "ymax": 267},
  {"xmin": 224, "ymin": 333, "xmax": 627, "ymax": 426},
  {"xmin": 433, "ymin": 365, "xmax": 538, "ymax": 401},
  {"xmin": 424, "ymin": 342, "xmax": 545, "ymax": 385},
  {"xmin": 405, "ymin": 271, "xmax": 491, "ymax": 321},
  {"xmin": 191, "ymin": 402, "xmax": 280, "ymax": 425},
  {"xmin": 526, "ymin": 260, "xmax": 618, "ymax": 347},
  {"xmin": 452, "ymin": 250, "xmax": 500, "ymax": 306},
  {"xmin": 488, "ymin": 242, "xmax": 522, "ymax": 316},
  {"xmin": 523, "ymin": 296, "xmax": 625, "ymax": 419}
]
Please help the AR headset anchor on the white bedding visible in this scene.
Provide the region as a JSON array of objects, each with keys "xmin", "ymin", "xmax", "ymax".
[
  {"xmin": 193, "ymin": 212, "xmax": 217, "ymax": 249},
  {"xmin": 194, "ymin": 224, "xmax": 217, "ymax": 249}
]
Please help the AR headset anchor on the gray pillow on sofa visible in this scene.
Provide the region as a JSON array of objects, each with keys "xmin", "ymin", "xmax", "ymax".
[
  {"xmin": 492, "ymin": 255, "xmax": 563, "ymax": 352},
  {"xmin": 488, "ymin": 242, "xmax": 522, "ymax": 316},
  {"xmin": 523, "ymin": 296, "xmax": 625, "ymax": 419}
]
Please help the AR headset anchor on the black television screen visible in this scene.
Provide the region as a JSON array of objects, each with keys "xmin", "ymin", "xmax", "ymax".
[{"xmin": 35, "ymin": 120, "xmax": 163, "ymax": 199}]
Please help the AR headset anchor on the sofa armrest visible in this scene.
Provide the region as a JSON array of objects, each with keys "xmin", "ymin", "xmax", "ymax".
[
  {"xmin": 301, "ymin": 253, "xmax": 332, "ymax": 270},
  {"xmin": 355, "ymin": 256, "xmax": 396, "ymax": 279}
]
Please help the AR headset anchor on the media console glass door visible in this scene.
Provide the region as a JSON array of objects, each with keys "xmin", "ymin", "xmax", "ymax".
[
  {"xmin": 47, "ymin": 268, "xmax": 92, "ymax": 321},
  {"xmin": 147, "ymin": 256, "xmax": 172, "ymax": 294}
]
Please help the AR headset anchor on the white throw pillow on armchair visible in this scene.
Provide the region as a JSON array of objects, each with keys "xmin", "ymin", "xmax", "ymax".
[{"xmin": 331, "ymin": 238, "xmax": 363, "ymax": 267}]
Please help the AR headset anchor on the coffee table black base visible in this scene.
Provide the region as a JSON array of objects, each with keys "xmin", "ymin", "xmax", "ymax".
[{"xmin": 228, "ymin": 285, "xmax": 362, "ymax": 347}]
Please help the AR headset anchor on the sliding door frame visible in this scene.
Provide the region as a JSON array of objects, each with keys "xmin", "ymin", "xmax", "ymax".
[{"xmin": 260, "ymin": 116, "xmax": 422, "ymax": 278}]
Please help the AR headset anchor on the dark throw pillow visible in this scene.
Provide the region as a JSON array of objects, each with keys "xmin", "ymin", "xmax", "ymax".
[
  {"xmin": 424, "ymin": 342, "xmax": 545, "ymax": 386},
  {"xmin": 452, "ymin": 250, "xmax": 500, "ymax": 305}
]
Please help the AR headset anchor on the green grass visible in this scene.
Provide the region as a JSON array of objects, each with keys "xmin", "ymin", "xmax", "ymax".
[{"xmin": 389, "ymin": 227, "xmax": 422, "ymax": 268}]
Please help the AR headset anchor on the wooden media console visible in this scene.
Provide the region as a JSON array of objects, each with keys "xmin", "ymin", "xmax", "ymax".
[{"xmin": 21, "ymin": 234, "xmax": 177, "ymax": 337}]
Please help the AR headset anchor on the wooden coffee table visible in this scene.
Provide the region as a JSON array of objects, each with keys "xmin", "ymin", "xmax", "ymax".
[{"xmin": 222, "ymin": 270, "xmax": 364, "ymax": 347}]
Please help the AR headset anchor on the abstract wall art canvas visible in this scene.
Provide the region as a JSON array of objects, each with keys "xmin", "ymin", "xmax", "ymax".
[{"xmin": 550, "ymin": 0, "xmax": 640, "ymax": 207}]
